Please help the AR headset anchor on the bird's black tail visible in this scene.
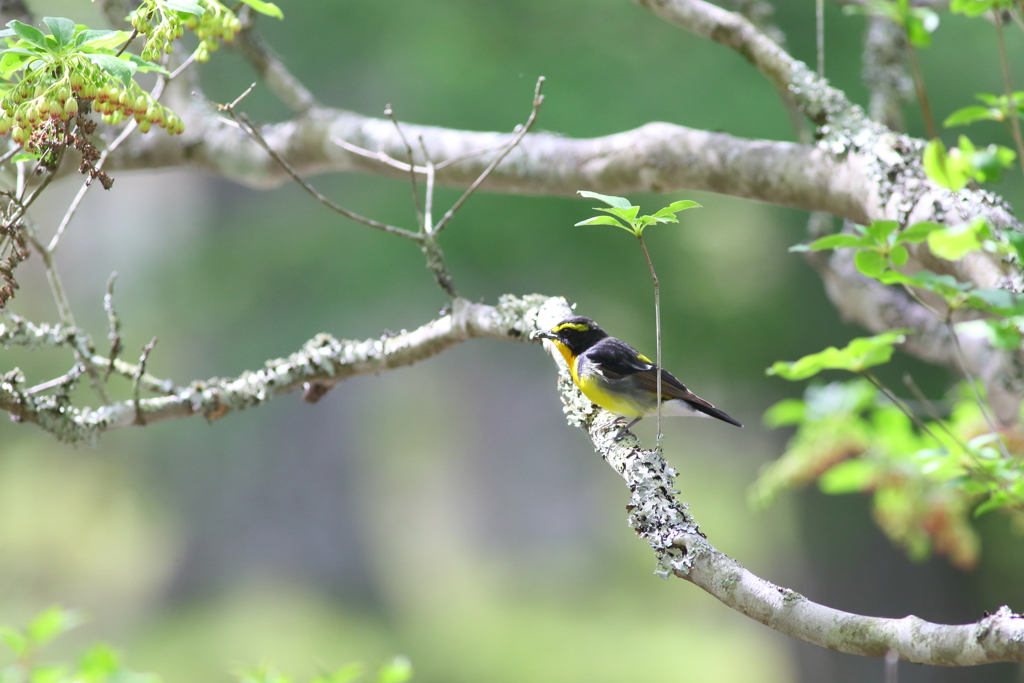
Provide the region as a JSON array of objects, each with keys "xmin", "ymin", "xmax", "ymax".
[{"xmin": 692, "ymin": 402, "xmax": 743, "ymax": 427}]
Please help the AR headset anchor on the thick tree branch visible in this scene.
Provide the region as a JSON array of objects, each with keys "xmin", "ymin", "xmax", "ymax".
[
  {"xmin": 634, "ymin": 0, "xmax": 855, "ymax": 125},
  {"xmin": 0, "ymin": 295, "xmax": 555, "ymax": 443},
  {"xmin": 535, "ymin": 299, "xmax": 1024, "ymax": 666}
]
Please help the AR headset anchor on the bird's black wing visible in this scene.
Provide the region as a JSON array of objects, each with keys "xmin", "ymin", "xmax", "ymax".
[
  {"xmin": 587, "ymin": 340, "xmax": 742, "ymax": 427},
  {"xmin": 583, "ymin": 338, "xmax": 655, "ymax": 378},
  {"xmin": 635, "ymin": 368, "xmax": 743, "ymax": 427}
]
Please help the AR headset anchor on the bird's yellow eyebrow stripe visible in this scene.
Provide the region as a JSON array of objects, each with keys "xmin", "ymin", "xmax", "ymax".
[{"xmin": 552, "ymin": 322, "xmax": 589, "ymax": 332}]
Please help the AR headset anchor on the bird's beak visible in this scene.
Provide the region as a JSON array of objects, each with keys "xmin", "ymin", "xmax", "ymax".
[{"xmin": 532, "ymin": 330, "xmax": 556, "ymax": 341}]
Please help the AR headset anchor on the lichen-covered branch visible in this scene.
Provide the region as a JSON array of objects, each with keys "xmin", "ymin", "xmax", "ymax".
[
  {"xmin": 535, "ymin": 299, "xmax": 1024, "ymax": 666},
  {"xmin": 0, "ymin": 295, "xmax": 555, "ymax": 443}
]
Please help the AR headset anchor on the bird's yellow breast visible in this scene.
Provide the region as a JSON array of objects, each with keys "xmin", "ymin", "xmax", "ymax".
[{"xmin": 548, "ymin": 339, "xmax": 645, "ymax": 418}]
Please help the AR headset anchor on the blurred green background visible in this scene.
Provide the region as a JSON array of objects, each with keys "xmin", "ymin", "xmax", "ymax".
[{"xmin": 2, "ymin": 0, "xmax": 1023, "ymax": 682}]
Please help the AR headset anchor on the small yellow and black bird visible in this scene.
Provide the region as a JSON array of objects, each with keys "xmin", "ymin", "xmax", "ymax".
[{"xmin": 536, "ymin": 316, "xmax": 742, "ymax": 440}]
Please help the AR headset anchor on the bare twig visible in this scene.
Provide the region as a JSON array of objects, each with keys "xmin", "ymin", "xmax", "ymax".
[
  {"xmin": 994, "ymin": 14, "xmax": 1024, "ymax": 178},
  {"xmin": 133, "ymin": 337, "xmax": 157, "ymax": 425},
  {"xmin": 816, "ymin": 0, "xmax": 825, "ymax": 77},
  {"xmin": 199, "ymin": 86, "xmax": 420, "ymax": 242},
  {"xmin": 103, "ymin": 272, "xmax": 123, "ymax": 382},
  {"xmin": 862, "ymin": 369, "xmax": 945, "ymax": 445},
  {"xmin": 946, "ymin": 320, "xmax": 1013, "ymax": 459},
  {"xmin": 115, "ymin": 27, "xmax": 138, "ymax": 58},
  {"xmin": 49, "ymin": 68, "xmax": 176, "ymax": 253},
  {"xmin": 904, "ymin": 42, "xmax": 937, "ymax": 139},
  {"xmin": 638, "ymin": 234, "xmax": 663, "ymax": 443},
  {"xmin": 384, "ymin": 105, "xmax": 424, "ymax": 226},
  {"xmin": 25, "ymin": 363, "xmax": 84, "ymax": 395},
  {"xmin": 431, "ymin": 76, "xmax": 545, "ymax": 235}
]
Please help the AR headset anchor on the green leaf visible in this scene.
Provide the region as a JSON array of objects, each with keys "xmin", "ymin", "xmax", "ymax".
[
  {"xmin": 971, "ymin": 144, "xmax": 1016, "ymax": 183},
  {"xmin": 577, "ymin": 190, "xmax": 633, "ymax": 211},
  {"xmin": 793, "ymin": 233, "xmax": 873, "ymax": 252},
  {"xmin": 26, "ymin": 606, "xmax": 78, "ymax": 647},
  {"xmin": 1006, "ymin": 231, "xmax": 1024, "ymax": 261},
  {"xmin": 0, "ymin": 627, "xmax": 27, "ymax": 657},
  {"xmin": 855, "ymin": 249, "xmax": 887, "ymax": 277},
  {"xmin": 125, "ymin": 53, "xmax": 170, "ymax": 75},
  {"xmin": 927, "ymin": 220, "xmax": 984, "ymax": 260},
  {"xmin": 162, "ymin": 0, "xmax": 205, "ymax": 16},
  {"xmin": 7, "ymin": 21, "xmax": 50, "ymax": 51},
  {"xmin": 973, "ymin": 492, "xmax": 1009, "ymax": 518},
  {"xmin": 905, "ymin": 9, "xmax": 938, "ymax": 47},
  {"xmin": 575, "ymin": 215, "xmax": 632, "ymax": 232},
  {"xmin": 889, "ymin": 244, "xmax": 909, "ymax": 266},
  {"xmin": 650, "ymin": 200, "xmax": 701, "ymax": 221},
  {"xmin": 0, "ymin": 49, "xmax": 32, "ymax": 74},
  {"xmin": 41, "ymin": 17, "xmax": 74, "ymax": 48},
  {"xmin": 951, "ymin": 0, "xmax": 1003, "ymax": 16},
  {"xmin": 819, "ymin": 459, "xmax": 874, "ymax": 494},
  {"xmin": 865, "ymin": 220, "xmax": 900, "ymax": 244},
  {"xmin": 75, "ymin": 30, "xmax": 128, "ymax": 50},
  {"xmin": 943, "ymin": 105, "xmax": 1000, "ymax": 127},
  {"xmin": 10, "ymin": 152, "xmax": 39, "ymax": 163},
  {"xmin": 896, "ymin": 221, "xmax": 943, "ymax": 244},
  {"xmin": 959, "ymin": 319, "xmax": 1023, "ymax": 350},
  {"xmin": 377, "ymin": 657, "xmax": 412, "ymax": 683},
  {"xmin": 595, "ymin": 205, "xmax": 640, "ymax": 225},
  {"xmin": 763, "ymin": 398, "xmax": 806, "ymax": 427},
  {"xmin": 239, "ymin": 0, "xmax": 284, "ymax": 19},
  {"xmin": 317, "ymin": 664, "xmax": 363, "ymax": 683},
  {"xmin": 79, "ymin": 643, "xmax": 119, "ymax": 683},
  {"xmin": 766, "ymin": 330, "xmax": 910, "ymax": 381},
  {"xmin": 85, "ymin": 53, "xmax": 136, "ymax": 86},
  {"xmin": 879, "ymin": 270, "xmax": 971, "ymax": 299},
  {"xmin": 966, "ymin": 289, "xmax": 1024, "ymax": 316},
  {"xmin": 923, "ymin": 138, "xmax": 969, "ymax": 192},
  {"xmin": 30, "ymin": 665, "xmax": 66, "ymax": 683}
]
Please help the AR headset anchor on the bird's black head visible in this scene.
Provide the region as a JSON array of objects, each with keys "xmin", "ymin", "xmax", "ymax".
[{"xmin": 536, "ymin": 316, "xmax": 609, "ymax": 356}]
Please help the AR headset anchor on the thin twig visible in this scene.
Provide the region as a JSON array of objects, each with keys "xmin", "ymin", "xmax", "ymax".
[
  {"xmin": 639, "ymin": 234, "xmax": 663, "ymax": 444},
  {"xmin": 197, "ymin": 87, "xmax": 420, "ymax": 242},
  {"xmin": 901, "ymin": 371, "xmax": 1002, "ymax": 484},
  {"xmin": 816, "ymin": 0, "xmax": 825, "ymax": 78},
  {"xmin": 418, "ymin": 136, "xmax": 435, "ymax": 232},
  {"xmin": 994, "ymin": 15, "xmax": 1024, "ymax": 178},
  {"xmin": 168, "ymin": 53, "xmax": 197, "ymax": 81},
  {"xmin": 384, "ymin": 105, "xmax": 424, "ymax": 227},
  {"xmin": 902, "ymin": 373, "xmax": 971, "ymax": 452},
  {"xmin": 862, "ymin": 370, "xmax": 945, "ymax": 446},
  {"xmin": 25, "ymin": 363, "xmax": 85, "ymax": 395},
  {"xmin": 103, "ymin": 272, "xmax": 123, "ymax": 382},
  {"xmin": 133, "ymin": 337, "xmax": 157, "ymax": 425},
  {"xmin": 946, "ymin": 320, "xmax": 1013, "ymax": 459},
  {"xmin": 904, "ymin": 42, "xmax": 937, "ymax": 139},
  {"xmin": 25, "ymin": 232, "xmax": 110, "ymax": 404},
  {"xmin": 115, "ymin": 28, "xmax": 139, "ymax": 58},
  {"xmin": 431, "ymin": 76, "xmax": 545, "ymax": 235},
  {"xmin": 49, "ymin": 67, "xmax": 177, "ymax": 253}
]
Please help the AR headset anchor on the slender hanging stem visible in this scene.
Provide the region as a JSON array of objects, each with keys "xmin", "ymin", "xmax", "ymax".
[
  {"xmin": 904, "ymin": 42, "xmax": 937, "ymax": 139},
  {"xmin": 816, "ymin": 0, "xmax": 825, "ymax": 78},
  {"xmin": 994, "ymin": 15, "xmax": 1024, "ymax": 178},
  {"xmin": 638, "ymin": 234, "xmax": 662, "ymax": 445}
]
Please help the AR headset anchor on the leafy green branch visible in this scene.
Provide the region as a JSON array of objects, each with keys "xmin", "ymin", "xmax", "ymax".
[{"xmin": 765, "ymin": 215, "xmax": 1024, "ymax": 565}]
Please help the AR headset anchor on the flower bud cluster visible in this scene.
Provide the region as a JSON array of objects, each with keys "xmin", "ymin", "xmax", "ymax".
[
  {"xmin": 0, "ymin": 65, "xmax": 184, "ymax": 150},
  {"xmin": 131, "ymin": 1, "xmax": 243, "ymax": 64}
]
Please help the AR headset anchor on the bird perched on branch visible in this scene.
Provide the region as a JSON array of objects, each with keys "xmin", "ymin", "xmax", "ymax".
[{"xmin": 535, "ymin": 316, "xmax": 741, "ymax": 441}]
